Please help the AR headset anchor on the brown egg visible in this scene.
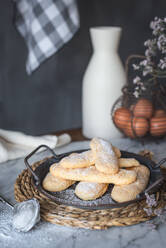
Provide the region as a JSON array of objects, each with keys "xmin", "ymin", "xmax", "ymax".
[
  {"xmin": 150, "ymin": 116, "xmax": 166, "ymax": 137},
  {"xmin": 124, "ymin": 117, "xmax": 149, "ymax": 138},
  {"xmin": 153, "ymin": 109, "xmax": 166, "ymax": 118},
  {"xmin": 133, "ymin": 99, "xmax": 154, "ymax": 119},
  {"xmin": 113, "ymin": 107, "xmax": 131, "ymax": 130}
]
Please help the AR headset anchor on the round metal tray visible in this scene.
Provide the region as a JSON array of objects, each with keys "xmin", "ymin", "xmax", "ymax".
[{"xmin": 24, "ymin": 145, "xmax": 166, "ymax": 210}]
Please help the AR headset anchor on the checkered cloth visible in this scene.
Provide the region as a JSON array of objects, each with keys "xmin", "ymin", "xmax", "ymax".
[{"xmin": 14, "ymin": 0, "xmax": 79, "ymax": 74}]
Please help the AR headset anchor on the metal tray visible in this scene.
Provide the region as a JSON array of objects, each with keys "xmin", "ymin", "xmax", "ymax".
[{"xmin": 24, "ymin": 145, "xmax": 166, "ymax": 210}]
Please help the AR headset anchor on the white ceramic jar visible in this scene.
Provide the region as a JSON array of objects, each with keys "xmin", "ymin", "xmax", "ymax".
[{"xmin": 82, "ymin": 26, "xmax": 126, "ymax": 140}]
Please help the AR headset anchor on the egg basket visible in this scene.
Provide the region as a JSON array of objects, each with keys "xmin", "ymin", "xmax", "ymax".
[{"xmin": 111, "ymin": 54, "xmax": 166, "ymax": 140}]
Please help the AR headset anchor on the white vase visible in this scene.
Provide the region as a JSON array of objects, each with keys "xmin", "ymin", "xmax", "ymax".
[{"xmin": 82, "ymin": 26, "xmax": 126, "ymax": 140}]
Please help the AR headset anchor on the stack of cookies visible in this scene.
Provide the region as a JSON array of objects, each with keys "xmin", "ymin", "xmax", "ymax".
[{"xmin": 43, "ymin": 138, "xmax": 150, "ymax": 203}]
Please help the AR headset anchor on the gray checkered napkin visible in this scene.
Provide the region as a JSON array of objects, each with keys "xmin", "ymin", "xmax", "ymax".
[{"xmin": 14, "ymin": 0, "xmax": 80, "ymax": 74}]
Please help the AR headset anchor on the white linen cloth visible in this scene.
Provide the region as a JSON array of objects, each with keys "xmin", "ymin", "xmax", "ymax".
[
  {"xmin": 0, "ymin": 129, "xmax": 71, "ymax": 163},
  {"xmin": 13, "ymin": 0, "xmax": 80, "ymax": 74}
]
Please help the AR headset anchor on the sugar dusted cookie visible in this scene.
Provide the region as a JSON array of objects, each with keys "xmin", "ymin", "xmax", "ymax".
[
  {"xmin": 111, "ymin": 165, "xmax": 150, "ymax": 202},
  {"xmin": 60, "ymin": 150, "xmax": 94, "ymax": 169},
  {"xmin": 42, "ymin": 172, "xmax": 75, "ymax": 192},
  {"xmin": 118, "ymin": 158, "xmax": 140, "ymax": 168},
  {"xmin": 75, "ymin": 182, "xmax": 108, "ymax": 200},
  {"xmin": 50, "ymin": 163, "xmax": 136, "ymax": 185},
  {"xmin": 90, "ymin": 138, "xmax": 119, "ymax": 174},
  {"xmin": 113, "ymin": 146, "xmax": 121, "ymax": 158}
]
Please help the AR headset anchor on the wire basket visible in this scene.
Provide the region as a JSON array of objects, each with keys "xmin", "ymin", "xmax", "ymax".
[{"xmin": 111, "ymin": 55, "xmax": 166, "ymax": 140}]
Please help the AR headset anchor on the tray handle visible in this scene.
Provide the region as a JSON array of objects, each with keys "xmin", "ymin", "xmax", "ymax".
[
  {"xmin": 24, "ymin": 145, "xmax": 57, "ymax": 185},
  {"xmin": 145, "ymin": 177, "xmax": 164, "ymax": 194},
  {"xmin": 153, "ymin": 157, "xmax": 166, "ymax": 169},
  {"xmin": 144, "ymin": 157, "xmax": 166, "ymax": 194}
]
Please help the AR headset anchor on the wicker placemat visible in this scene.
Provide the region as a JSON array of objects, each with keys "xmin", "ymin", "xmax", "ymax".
[{"xmin": 14, "ymin": 158, "xmax": 166, "ymax": 230}]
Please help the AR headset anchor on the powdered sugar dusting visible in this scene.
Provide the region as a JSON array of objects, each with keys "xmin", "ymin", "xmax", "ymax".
[
  {"xmin": 60, "ymin": 151, "xmax": 94, "ymax": 166},
  {"xmin": 97, "ymin": 152, "xmax": 117, "ymax": 165},
  {"xmin": 65, "ymin": 166, "xmax": 95, "ymax": 177},
  {"xmin": 99, "ymin": 139, "xmax": 114, "ymax": 155},
  {"xmin": 52, "ymin": 164, "xmax": 136, "ymax": 184},
  {"xmin": 48, "ymin": 183, "xmax": 115, "ymax": 207},
  {"xmin": 75, "ymin": 182, "xmax": 107, "ymax": 196},
  {"xmin": 90, "ymin": 138, "xmax": 118, "ymax": 173}
]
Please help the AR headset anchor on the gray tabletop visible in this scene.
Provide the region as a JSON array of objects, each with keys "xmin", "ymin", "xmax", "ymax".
[{"xmin": 0, "ymin": 139, "xmax": 166, "ymax": 248}]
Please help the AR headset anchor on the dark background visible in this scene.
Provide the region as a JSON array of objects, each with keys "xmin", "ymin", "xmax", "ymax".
[{"xmin": 0, "ymin": 0, "xmax": 165, "ymax": 135}]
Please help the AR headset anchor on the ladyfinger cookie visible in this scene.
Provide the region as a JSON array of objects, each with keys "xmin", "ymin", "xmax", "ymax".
[
  {"xmin": 50, "ymin": 163, "xmax": 136, "ymax": 185},
  {"xmin": 118, "ymin": 158, "xmax": 140, "ymax": 168},
  {"xmin": 111, "ymin": 165, "xmax": 150, "ymax": 202},
  {"xmin": 113, "ymin": 146, "xmax": 121, "ymax": 158},
  {"xmin": 90, "ymin": 138, "xmax": 119, "ymax": 174},
  {"xmin": 75, "ymin": 182, "xmax": 108, "ymax": 200},
  {"xmin": 42, "ymin": 172, "xmax": 75, "ymax": 192},
  {"xmin": 60, "ymin": 150, "xmax": 94, "ymax": 169}
]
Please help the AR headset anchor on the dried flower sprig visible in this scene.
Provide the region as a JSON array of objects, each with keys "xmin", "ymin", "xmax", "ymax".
[
  {"xmin": 145, "ymin": 192, "xmax": 157, "ymax": 207},
  {"xmin": 132, "ymin": 17, "xmax": 166, "ymax": 98},
  {"xmin": 133, "ymin": 76, "xmax": 146, "ymax": 98},
  {"xmin": 144, "ymin": 192, "xmax": 166, "ymax": 230}
]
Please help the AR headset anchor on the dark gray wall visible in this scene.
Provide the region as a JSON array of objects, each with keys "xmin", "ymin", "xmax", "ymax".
[{"xmin": 0, "ymin": 0, "xmax": 165, "ymax": 135}]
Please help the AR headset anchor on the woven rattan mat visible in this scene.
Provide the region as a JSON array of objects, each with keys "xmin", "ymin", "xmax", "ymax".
[{"xmin": 14, "ymin": 158, "xmax": 166, "ymax": 230}]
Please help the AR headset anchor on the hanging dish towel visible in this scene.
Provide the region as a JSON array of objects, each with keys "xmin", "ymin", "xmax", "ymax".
[
  {"xmin": 0, "ymin": 129, "xmax": 71, "ymax": 163},
  {"xmin": 14, "ymin": 0, "xmax": 79, "ymax": 74}
]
